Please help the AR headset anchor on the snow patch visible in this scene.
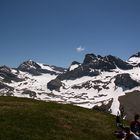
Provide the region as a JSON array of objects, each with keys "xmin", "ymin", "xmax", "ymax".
[
  {"xmin": 128, "ymin": 57, "xmax": 140, "ymax": 64},
  {"xmin": 69, "ymin": 64, "xmax": 79, "ymax": 71}
]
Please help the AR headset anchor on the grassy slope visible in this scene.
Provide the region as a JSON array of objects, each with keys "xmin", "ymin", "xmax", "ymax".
[{"xmin": 0, "ymin": 97, "xmax": 118, "ymax": 140}]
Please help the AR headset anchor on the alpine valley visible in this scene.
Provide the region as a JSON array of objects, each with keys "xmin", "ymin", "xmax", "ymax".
[{"xmin": 0, "ymin": 52, "xmax": 140, "ymax": 119}]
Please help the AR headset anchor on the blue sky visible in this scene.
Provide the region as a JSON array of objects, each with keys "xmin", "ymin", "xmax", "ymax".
[{"xmin": 0, "ymin": 0, "xmax": 140, "ymax": 68}]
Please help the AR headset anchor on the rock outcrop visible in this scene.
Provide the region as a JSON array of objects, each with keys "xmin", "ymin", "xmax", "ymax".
[{"xmin": 114, "ymin": 73, "xmax": 140, "ymax": 90}]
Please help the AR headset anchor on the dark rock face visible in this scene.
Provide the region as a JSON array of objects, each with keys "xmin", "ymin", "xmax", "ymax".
[
  {"xmin": 57, "ymin": 66, "xmax": 100, "ymax": 81},
  {"xmin": 105, "ymin": 55, "xmax": 133, "ymax": 70},
  {"xmin": 119, "ymin": 90, "xmax": 140, "ymax": 120},
  {"xmin": 129, "ymin": 52, "xmax": 140, "ymax": 59},
  {"xmin": 18, "ymin": 60, "xmax": 42, "ymax": 75},
  {"xmin": 0, "ymin": 82, "xmax": 13, "ymax": 90},
  {"xmin": 71, "ymin": 61, "xmax": 81, "ymax": 66},
  {"xmin": 18, "ymin": 60, "xmax": 41, "ymax": 71},
  {"xmin": 83, "ymin": 54, "xmax": 97, "ymax": 65},
  {"xmin": 93, "ymin": 99, "xmax": 113, "ymax": 113},
  {"xmin": 72, "ymin": 80, "xmax": 110, "ymax": 92},
  {"xmin": 136, "ymin": 63, "xmax": 140, "ymax": 67},
  {"xmin": 18, "ymin": 60, "xmax": 60, "ymax": 76},
  {"xmin": 83, "ymin": 54, "xmax": 133, "ymax": 70},
  {"xmin": 22, "ymin": 90, "xmax": 37, "ymax": 98},
  {"xmin": 47, "ymin": 79, "xmax": 63, "ymax": 91},
  {"xmin": 0, "ymin": 66, "xmax": 23, "ymax": 83},
  {"xmin": 114, "ymin": 73, "xmax": 140, "ymax": 90}
]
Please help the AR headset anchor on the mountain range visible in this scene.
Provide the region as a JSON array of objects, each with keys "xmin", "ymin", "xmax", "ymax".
[{"xmin": 0, "ymin": 52, "xmax": 140, "ymax": 119}]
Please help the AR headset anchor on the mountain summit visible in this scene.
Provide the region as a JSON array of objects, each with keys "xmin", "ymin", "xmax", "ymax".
[
  {"xmin": 128, "ymin": 52, "xmax": 140, "ymax": 65},
  {"xmin": 83, "ymin": 54, "xmax": 133, "ymax": 70}
]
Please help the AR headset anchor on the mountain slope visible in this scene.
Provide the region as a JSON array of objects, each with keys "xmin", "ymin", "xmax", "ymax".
[
  {"xmin": 0, "ymin": 53, "xmax": 140, "ymax": 119},
  {"xmin": 47, "ymin": 53, "xmax": 140, "ymax": 119},
  {"xmin": 128, "ymin": 52, "xmax": 140, "ymax": 65},
  {"xmin": 0, "ymin": 96, "xmax": 118, "ymax": 140}
]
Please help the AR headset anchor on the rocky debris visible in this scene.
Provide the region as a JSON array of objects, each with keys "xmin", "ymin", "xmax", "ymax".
[
  {"xmin": 72, "ymin": 80, "xmax": 110, "ymax": 92},
  {"xmin": 0, "ymin": 90, "xmax": 14, "ymax": 96},
  {"xmin": 47, "ymin": 78, "xmax": 63, "ymax": 91},
  {"xmin": 136, "ymin": 63, "xmax": 140, "ymax": 67},
  {"xmin": 82, "ymin": 54, "xmax": 115, "ymax": 71},
  {"xmin": 22, "ymin": 89, "xmax": 37, "ymax": 98},
  {"xmin": 114, "ymin": 73, "xmax": 140, "ymax": 90},
  {"xmin": 18, "ymin": 60, "xmax": 42, "ymax": 75},
  {"xmin": 93, "ymin": 99, "xmax": 113, "ymax": 113},
  {"xmin": 128, "ymin": 52, "xmax": 140, "ymax": 65}
]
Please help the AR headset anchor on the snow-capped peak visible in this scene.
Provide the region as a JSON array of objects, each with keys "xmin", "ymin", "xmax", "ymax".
[
  {"xmin": 68, "ymin": 61, "xmax": 81, "ymax": 71},
  {"xmin": 128, "ymin": 52, "xmax": 140, "ymax": 64},
  {"xmin": 37, "ymin": 63, "xmax": 64, "ymax": 74},
  {"xmin": 0, "ymin": 65, "xmax": 11, "ymax": 73},
  {"xmin": 18, "ymin": 60, "xmax": 41, "ymax": 70}
]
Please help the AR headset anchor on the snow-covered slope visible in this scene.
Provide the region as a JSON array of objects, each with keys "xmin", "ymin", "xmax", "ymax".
[
  {"xmin": 68, "ymin": 61, "xmax": 81, "ymax": 71},
  {"xmin": 0, "ymin": 53, "xmax": 140, "ymax": 119},
  {"xmin": 128, "ymin": 52, "xmax": 140, "ymax": 64},
  {"xmin": 129, "ymin": 57, "xmax": 140, "ymax": 64},
  {"xmin": 60, "ymin": 68, "xmax": 140, "ymax": 114}
]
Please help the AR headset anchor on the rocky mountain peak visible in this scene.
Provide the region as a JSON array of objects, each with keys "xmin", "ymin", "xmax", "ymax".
[
  {"xmin": 83, "ymin": 53, "xmax": 97, "ymax": 64},
  {"xmin": 128, "ymin": 52, "xmax": 140, "ymax": 64},
  {"xmin": 17, "ymin": 60, "xmax": 42, "ymax": 75},
  {"xmin": 105, "ymin": 55, "xmax": 133, "ymax": 70},
  {"xmin": 18, "ymin": 60, "xmax": 41, "ymax": 71},
  {"xmin": 18, "ymin": 60, "xmax": 65, "ymax": 76},
  {"xmin": 0, "ymin": 65, "xmax": 11, "ymax": 73},
  {"xmin": 130, "ymin": 52, "xmax": 140, "ymax": 58},
  {"xmin": 71, "ymin": 61, "xmax": 80, "ymax": 65},
  {"xmin": 83, "ymin": 54, "xmax": 133, "ymax": 70},
  {"xmin": 105, "ymin": 55, "xmax": 118, "ymax": 60},
  {"xmin": 68, "ymin": 61, "xmax": 81, "ymax": 71}
]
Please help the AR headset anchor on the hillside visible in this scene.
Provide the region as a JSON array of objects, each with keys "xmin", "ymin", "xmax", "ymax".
[{"xmin": 0, "ymin": 96, "xmax": 118, "ymax": 140}]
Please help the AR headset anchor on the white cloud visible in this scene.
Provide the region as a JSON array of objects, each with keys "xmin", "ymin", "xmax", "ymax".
[{"xmin": 76, "ymin": 46, "xmax": 85, "ymax": 52}]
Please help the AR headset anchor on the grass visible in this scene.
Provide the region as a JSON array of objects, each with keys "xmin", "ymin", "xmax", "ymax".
[{"xmin": 0, "ymin": 96, "xmax": 119, "ymax": 140}]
